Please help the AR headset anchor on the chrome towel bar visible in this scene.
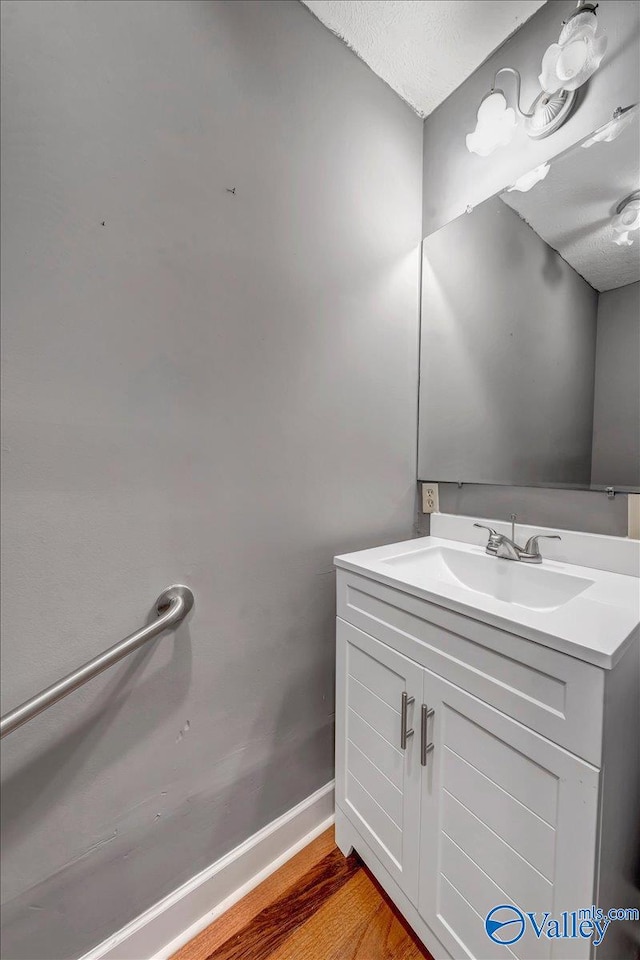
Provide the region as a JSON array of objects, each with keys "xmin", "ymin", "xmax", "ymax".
[{"xmin": 0, "ymin": 584, "xmax": 194, "ymax": 739}]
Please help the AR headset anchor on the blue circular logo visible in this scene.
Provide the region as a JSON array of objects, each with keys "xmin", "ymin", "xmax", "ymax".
[{"xmin": 485, "ymin": 905, "xmax": 526, "ymax": 945}]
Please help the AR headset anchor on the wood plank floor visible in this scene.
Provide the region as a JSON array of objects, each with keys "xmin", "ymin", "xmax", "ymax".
[{"xmin": 172, "ymin": 828, "xmax": 433, "ymax": 960}]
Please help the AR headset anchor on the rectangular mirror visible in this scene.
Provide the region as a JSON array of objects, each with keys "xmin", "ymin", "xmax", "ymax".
[{"xmin": 418, "ymin": 106, "xmax": 640, "ymax": 493}]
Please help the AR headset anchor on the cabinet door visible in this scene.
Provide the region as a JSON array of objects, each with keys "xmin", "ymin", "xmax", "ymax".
[
  {"xmin": 336, "ymin": 618, "xmax": 423, "ymax": 903},
  {"xmin": 418, "ymin": 669, "xmax": 600, "ymax": 960}
]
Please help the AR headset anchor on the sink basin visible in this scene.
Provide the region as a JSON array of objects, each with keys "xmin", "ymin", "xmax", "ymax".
[
  {"xmin": 381, "ymin": 546, "xmax": 594, "ymax": 611},
  {"xmin": 335, "ymin": 530, "xmax": 640, "ymax": 669}
]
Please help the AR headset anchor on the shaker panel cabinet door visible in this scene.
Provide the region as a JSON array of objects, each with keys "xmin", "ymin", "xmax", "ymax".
[
  {"xmin": 418, "ymin": 670, "xmax": 600, "ymax": 960},
  {"xmin": 336, "ymin": 618, "xmax": 423, "ymax": 903}
]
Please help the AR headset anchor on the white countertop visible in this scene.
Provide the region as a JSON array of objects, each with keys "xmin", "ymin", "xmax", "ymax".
[{"xmin": 335, "ymin": 535, "xmax": 640, "ymax": 670}]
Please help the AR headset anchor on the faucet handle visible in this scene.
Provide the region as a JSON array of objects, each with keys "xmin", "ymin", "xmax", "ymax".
[
  {"xmin": 474, "ymin": 523, "xmax": 502, "ymax": 552},
  {"xmin": 524, "ymin": 534, "xmax": 561, "ymax": 556}
]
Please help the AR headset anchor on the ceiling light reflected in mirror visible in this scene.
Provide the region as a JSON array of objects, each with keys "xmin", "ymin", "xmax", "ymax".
[
  {"xmin": 507, "ymin": 162, "xmax": 551, "ymax": 192},
  {"xmin": 612, "ymin": 192, "xmax": 640, "ymax": 247},
  {"xmin": 582, "ymin": 104, "xmax": 639, "ymax": 147}
]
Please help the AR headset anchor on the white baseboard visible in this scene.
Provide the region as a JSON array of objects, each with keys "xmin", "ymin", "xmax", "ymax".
[{"xmin": 81, "ymin": 781, "xmax": 335, "ymax": 960}]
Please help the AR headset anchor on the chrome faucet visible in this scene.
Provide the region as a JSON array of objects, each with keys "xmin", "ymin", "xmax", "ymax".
[{"xmin": 474, "ymin": 516, "xmax": 561, "ymax": 564}]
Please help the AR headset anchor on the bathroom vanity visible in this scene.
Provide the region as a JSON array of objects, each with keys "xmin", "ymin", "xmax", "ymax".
[{"xmin": 334, "ymin": 516, "xmax": 640, "ymax": 960}]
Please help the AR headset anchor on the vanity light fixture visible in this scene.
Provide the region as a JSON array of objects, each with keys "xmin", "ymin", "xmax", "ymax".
[
  {"xmin": 466, "ymin": 1, "xmax": 608, "ymax": 157},
  {"xmin": 582, "ymin": 104, "xmax": 638, "ymax": 148},
  {"xmin": 465, "ymin": 87, "xmax": 517, "ymax": 156},
  {"xmin": 507, "ymin": 162, "xmax": 551, "ymax": 192},
  {"xmin": 540, "ymin": 1, "xmax": 607, "ymax": 95},
  {"xmin": 466, "ymin": 65, "xmax": 576, "ymax": 155},
  {"xmin": 611, "ymin": 191, "xmax": 640, "ymax": 247}
]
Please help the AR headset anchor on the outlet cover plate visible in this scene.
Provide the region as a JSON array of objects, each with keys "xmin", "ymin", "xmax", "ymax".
[{"xmin": 422, "ymin": 482, "xmax": 439, "ymax": 514}]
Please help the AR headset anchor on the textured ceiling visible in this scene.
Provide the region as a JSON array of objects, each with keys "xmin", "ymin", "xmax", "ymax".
[
  {"xmin": 502, "ymin": 111, "xmax": 640, "ymax": 293},
  {"xmin": 300, "ymin": 0, "xmax": 546, "ymax": 117}
]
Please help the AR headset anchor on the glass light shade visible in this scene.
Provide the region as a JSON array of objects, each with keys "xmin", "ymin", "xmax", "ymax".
[
  {"xmin": 613, "ymin": 232, "xmax": 634, "ymax": 247},
  {"xmin": 612, "ymin": 198, "xmax": 640, "ymax": 246},
  {"xmin": 559, "ymin": 9, "xmax": 598, "ymax": 43},
  {"xmin": 582, "ymin": 107, "xmax": 638, "ymax": 148},
  {"xmin": 507, "ymin": 162, "xmax": 551, "ymax": 193},
  {"xmin": 539, "ymin": 7, "xmax": 607, "ymax": 94},
  {"xmin": 466, "ymin": 92, "xmax": 517, "ymax": 157}
]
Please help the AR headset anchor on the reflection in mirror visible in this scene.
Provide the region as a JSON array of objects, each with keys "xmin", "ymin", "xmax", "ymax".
[{"xmin": 418, "ymin": 106, "xmax": 640, "ymax": 492}]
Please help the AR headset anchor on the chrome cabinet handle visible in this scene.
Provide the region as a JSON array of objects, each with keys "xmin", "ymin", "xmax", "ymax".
[
  {"xmin": 401, "ymin": 691, "xmax": 415, "ymax": 749},
  {"xmin": 421, "ymin": 704, "xmax": 435, "ymax": 766}
]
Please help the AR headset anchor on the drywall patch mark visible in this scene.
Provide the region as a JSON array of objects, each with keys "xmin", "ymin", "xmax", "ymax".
[
  {"xmin": 86, "ymin": 831, "xmax": 118, "ymax": 855},
  {"xmin": 62, "ymin": 830, "xmax": 119, "ymax": 870},
  {"xmin": 176, "ymin": 720, "xmax": 191, "ymax": 742}
]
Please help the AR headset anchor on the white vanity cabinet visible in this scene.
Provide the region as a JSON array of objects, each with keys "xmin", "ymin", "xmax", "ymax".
[
  {"xmin": 334, "ymin": 567, "xmax": 640, "ymax": 960},
  {"xmin": 336, "ymin": 619, "xmax": 423, "ymax": 903}
]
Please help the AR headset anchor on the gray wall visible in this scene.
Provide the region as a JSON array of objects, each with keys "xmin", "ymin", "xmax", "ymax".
[
  {"xmin": 0, "ymin": 2, "xmax": 422, "ymax": 957},
  {"xmin": 592, "ymin": 282, "xmax": 640, "ymax": 489},
  {"xmin": 420, "ymin": 0, "xmax": 640, "ymax": 535},
  {"xmin": 418, "ymin": 197, "xmax": 598, "ymax": 487}
]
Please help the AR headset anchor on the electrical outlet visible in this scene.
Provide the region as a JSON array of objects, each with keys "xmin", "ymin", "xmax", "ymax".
[{"xmin": 422, "ymin": 482, "xmax": 439, "ymax": 514}]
